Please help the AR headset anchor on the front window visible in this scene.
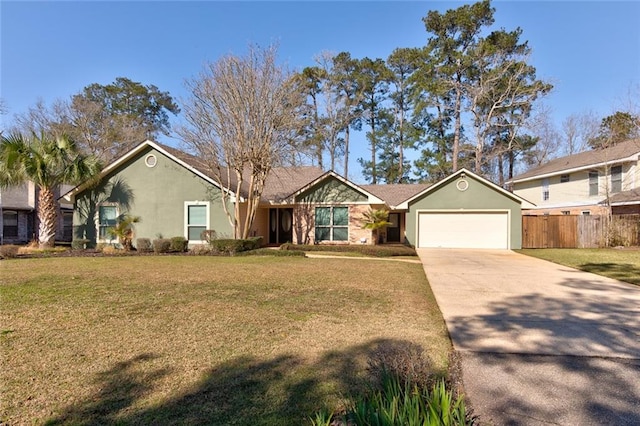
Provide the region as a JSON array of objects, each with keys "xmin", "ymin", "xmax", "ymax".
[
  {"xmin": 3, "ymin": 210, "xmax": 18, "ymax": 238},
  {"xmin": 98, "ymin": 205, "xmax": 118, "ymax": 240},
  {"xmin": 315, "ymin": 206, "xmax": 348, "ymax": 242},
  {"xmin": 185, "ymin": 202, "xmax": 209, "ymax": 243},
  {"xmin": 611, "ymin": 166, "xmax": 622, "ymax": 193},
  {"xmin": 589, "ymin": 171, "xmax": 599, "ymax": 196}
]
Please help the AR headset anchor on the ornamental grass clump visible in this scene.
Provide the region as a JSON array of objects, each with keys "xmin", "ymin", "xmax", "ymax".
[{"xmin": 313, "ymin": 374, "xmax": 471, "ymax": 426}]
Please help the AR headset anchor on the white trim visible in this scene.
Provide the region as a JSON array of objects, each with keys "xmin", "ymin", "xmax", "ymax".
[
  {"xmin": 523, "ymin": 199, "xmax": 605, "ymax": 209},
  {"xmin": 609, "ymin": 200, "xmax": 640, "ymax": 206},
  {"xmin": 456, "ymin": 179, "xmax": 469, "ymax": 191},
  {"xmin": 184, "ymin": 201, "xmax": 210, "ymax": 244},
  {"xmin": 398, "ymin": 168, "xmax": 534, "ymax": 209},
  {"xmin": 415, "ymin": 208, "xmax": 511, "ymax": 250},
  {"xmin": 144, "ymin": 153, "xmax": 157, "ymax": 168},
  {"xmin": 509, "ymin": 153, "xmax": 639, "ymax": 184}
]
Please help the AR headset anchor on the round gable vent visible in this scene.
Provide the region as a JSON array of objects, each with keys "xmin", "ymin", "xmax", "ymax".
[
  {"xmin": 145, "ymin": 154, "xmax": 157, "ymax": 168},
  {"xmin": 456, "ymin": 179, "xmax": 469, "ymax": 191}
]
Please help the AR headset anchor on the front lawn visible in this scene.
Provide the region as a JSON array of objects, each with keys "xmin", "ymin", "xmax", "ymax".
[
  {"xmin": 518, "ymin": 248, "xmax": 640, "ymax": 286},
  {"xmin": 0, "ymin": 256, "xmax": 450, "ymax": 425}
]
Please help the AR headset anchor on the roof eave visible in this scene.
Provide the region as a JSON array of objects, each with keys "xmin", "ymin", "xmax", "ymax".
[
  {"xmin": 510, "ymin": 153, "xmax": 640, "ymax": 184},
  {"xmin": 62, "ymin": 140, "xmax": 236, "ymax": 203}
]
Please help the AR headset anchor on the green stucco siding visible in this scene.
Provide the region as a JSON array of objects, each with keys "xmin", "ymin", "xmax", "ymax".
[
  {"xmin": 73, "ymin": 146, "xmax": 233, "ymax": 247},
  {"xmin": 295, "ymin": 177, "xmax": 368, "ymax": 203},
  {"xmin": 405, "ymin": 176, "xmax": 522, "ymax": 249}
]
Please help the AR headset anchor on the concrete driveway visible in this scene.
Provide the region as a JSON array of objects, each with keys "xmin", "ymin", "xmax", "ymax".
[{"xmin": 418, "ymin": 248, "xmax": 640, "ymax": 425}]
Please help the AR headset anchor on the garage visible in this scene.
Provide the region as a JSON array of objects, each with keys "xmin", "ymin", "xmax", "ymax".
[
  {"xmin": 400, "ymin": 169, "xmax": 532, "ymax": 250},
  {"xmin": 417, "ymin": 211, "xmax": 509, "ymax": 249}
]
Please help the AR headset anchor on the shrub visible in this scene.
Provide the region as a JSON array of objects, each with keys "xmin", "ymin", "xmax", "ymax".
[
  {"xmin": 101, "ymin": 245, "xmax": 121, "ymax": 255},
  {"xmin": 153, "ymin": 238, "xmax": 171, "ymax": 254},
  {"xmin": 280, "ymin": 243, "xmax": 416, "ymax": 257},
  {"xmin": 136, "ymin": 238, "xmax": 153, "ymax": 253},
  {"xmin": 237, "ymin": 248, "xmax": 306, "ymax": 257},
  {"xmin": 170, "ymin": 236, "xmax": 188, "ymax": 253},
  {"xmin": 71, "ymin": 239, "xmax": 90, "ymax": 250},
  {"xmin": 367, "ymin": 341, "xmax": 436, "ymax": 391},
  {"xmin": 210, "ymin": 237, "xmax": 264, "ymax": 255},
  {"xmin": 95, "ymin": 243, "xmax": 108, "ymax": 252},
  {"xmin": 0, "ymin": 245, "xmax": 20, "ymax": 259},
  {"xmin": 189, "ymin": 244, "xmax": 212, "ymax": 255},
  {"xmin": 209, "ymin": 239, "xmax": 244, "ymax": 255},
  {"xmin": 201, "ymin": 229, "xmax": 217, "ymax": 244}
]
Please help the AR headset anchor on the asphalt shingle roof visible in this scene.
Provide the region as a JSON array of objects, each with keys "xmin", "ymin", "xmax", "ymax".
[
  {"xmin": 512, "ymin": 138, "xmax": 640, "ymax": 181},
  {"xmin": 607, "ymin": 188, "xmax": 640, "ymax": 204},
  {"xmin": 360, "ymin": 183, "xmax": 431, "ymax": 208}
]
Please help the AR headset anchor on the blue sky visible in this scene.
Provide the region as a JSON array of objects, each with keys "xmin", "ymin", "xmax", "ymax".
[{"xmin": 2, "ymin": 1, "xmax": 639, "ymax": 181}]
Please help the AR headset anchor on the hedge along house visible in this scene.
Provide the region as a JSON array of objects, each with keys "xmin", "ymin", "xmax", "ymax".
[{"xmin": 399, "ymin": 169, "xmax": 534, "ymax": 250}]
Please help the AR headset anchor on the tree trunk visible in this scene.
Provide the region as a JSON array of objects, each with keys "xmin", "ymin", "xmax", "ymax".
[
  {"xmin": 507, "ymin": 150, "xmax": 515, "ymax": 191},
  {"xmin": 37, "ymin": 186, "xmax": 57, "ymax": 248},
  {"xmin": 344, "ymin": 126, "xmax": 350, "ymax": 179},
  {"xmin": 452, "ymin": 86, "xmax": 462, "ymax": 172},
  {"xmin": 370, "ymin": 104, "xmax": 377, "ymax": 184},
  {"xmin": 398, "ymin": 101, "xmax": 405, "ymax": 183}
]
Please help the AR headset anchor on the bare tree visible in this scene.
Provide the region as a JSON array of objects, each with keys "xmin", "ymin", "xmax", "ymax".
[
  {"xmin": 561, "ymin": 110, "xmax": 599, "ymax": 155},
  {"xmin": 467, "ymin": 51, "xmax": 551, "ymax": 175},
  {"xmin": 179, "ymin": 44, "xmax": 305, "ymax": 239},
  {"xmin": 524, "ymin": 106, "xmax": 561, "ymax": 167}
]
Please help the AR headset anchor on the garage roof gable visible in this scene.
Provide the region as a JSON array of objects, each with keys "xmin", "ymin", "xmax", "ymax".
[{"xmin": 396, "ymin": 168, "xmax": 535, "ymax": 209}]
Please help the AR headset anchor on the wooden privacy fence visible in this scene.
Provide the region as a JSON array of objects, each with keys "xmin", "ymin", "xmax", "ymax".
[{"xmin": 522, "ymin": 214, "xmax": 640, "ymax": 248}]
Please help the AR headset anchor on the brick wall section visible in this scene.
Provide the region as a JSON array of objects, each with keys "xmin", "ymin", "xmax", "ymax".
[
  {"xmin": 292, "ymin": 204, "xmax": 374, "ymax": 245},
  {"xmin": 612, "ymin": 205, "xmax": 640, "ymax": 214},
  {"xmin": 348, "ymin": 205, "xmax": 373, "ymax": 245},
  {"xmin": 522, "ymin": 204, "xmax": 610, "ymax": 216}
]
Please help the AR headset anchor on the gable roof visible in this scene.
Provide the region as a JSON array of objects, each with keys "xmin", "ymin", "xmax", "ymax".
[
  {"xmin": 261, "ymin": 167, "xmax": 326, "ymax": 203},
  {"xmin": 288, "ymin": 170, "xmax": 385, "ymax": 204},
  {"xmin": 511, "ymin": 138, "xmax": 640, "ymax": 183},
  {"xmin": 360, "ymin": 184, "xmax": 431, "ymax": 209},
  {"xmin": 61, "ymin": 139, "xmax": 326, "ymax": 203},
  {"xmin": 396, "ymin": 168, "xmax": 535, "ymax": 209}
]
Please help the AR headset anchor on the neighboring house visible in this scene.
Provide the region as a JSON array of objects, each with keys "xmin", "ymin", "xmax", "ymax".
[
  {"xmin": 63, "ymin": 140, "xmax": 531, "ymax": 250},
  {"xmin": 0, "ymin": 182, "xmax": 73, "ymax": 244},
  {"xmin": 509, "ymin": 138, "xmax": 640, "ymax": 215}
]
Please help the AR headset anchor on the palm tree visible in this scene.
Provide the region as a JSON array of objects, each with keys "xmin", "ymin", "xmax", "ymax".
[
  {"xmin": 0, "ymin": 132, "xmax": 101, "ymax": 248},
  {"xmin": 362, "ymin": 208, "xmax": 392, "ymax": 245},
  {"xmin": 106, "ymin": 214, "xmax": 141, "ymax": 251}
]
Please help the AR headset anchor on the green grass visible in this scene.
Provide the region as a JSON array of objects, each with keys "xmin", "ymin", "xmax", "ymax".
[
  {"xmin": 518, "ymin": 248, "xmax": 640, "ymax": 285},
  {"xmin": 0, "ymin": 256, "xmax": 450, "ymax": 425}
]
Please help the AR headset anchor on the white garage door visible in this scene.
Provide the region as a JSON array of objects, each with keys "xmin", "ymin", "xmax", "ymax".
[{"xmin": 418, "ymin": 211, "xmax": 509, "ymax": 249}]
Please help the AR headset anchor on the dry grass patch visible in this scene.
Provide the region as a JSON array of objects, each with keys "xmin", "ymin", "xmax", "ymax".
[{"xmin": 1, "ymin": 256, "xmax": 450, "ymax": 425}]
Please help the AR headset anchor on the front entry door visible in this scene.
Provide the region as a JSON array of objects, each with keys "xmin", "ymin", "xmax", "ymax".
[
  {"xmin": 269, "ymin": 208, "xmax": 293, "ymax": 245},
  {"xmin": 386, "ymin": 213, "xmax": 401, "ymax": 243}
]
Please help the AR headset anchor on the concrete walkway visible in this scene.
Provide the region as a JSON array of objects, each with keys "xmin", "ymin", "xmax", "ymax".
[{"xmin": 418, "ymin": 248, "xmax": 640, "ymax": 425}]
